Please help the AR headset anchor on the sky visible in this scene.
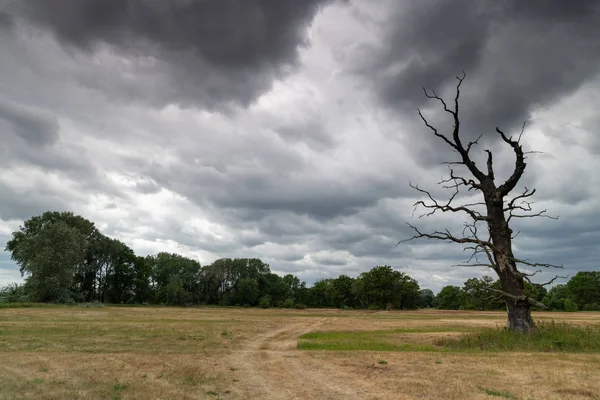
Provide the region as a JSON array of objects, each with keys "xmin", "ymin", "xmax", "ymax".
[{"xmin": 1, "ymin": 0, "xmax": 599, "ymax": 292}]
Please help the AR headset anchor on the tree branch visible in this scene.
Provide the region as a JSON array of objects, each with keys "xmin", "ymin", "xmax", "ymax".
[
  {"xmin": 417, "ymin": 109, "xmax": 458, "ymax": 151},
  {"xmin": 485, "ymin": 149, "xmax": 494, "ymax": 181},
  {"xmin": 487, "ymin": 287, "xmax": 548, "ymax": 309},
  {"xmin": 419, "ymin": 72, "xmax": 488, "ymax": 182},
  {"xmin": 398, "ymin": 223, "xmax": 495, "ymax": 248},
  {"xmin": 439, "ymin": 167, "xmax": 482, "ymax": 191},
  {"xmin": 496, "ymin": 127, "xmax": 526, "ymax": 196},
  {"xmin": 510, "ymin": 256, "xmax": 563, "ymax": 269},
  {"xmin": 409, "ymin": 182, "xmax": 489, "ymax": 221}
]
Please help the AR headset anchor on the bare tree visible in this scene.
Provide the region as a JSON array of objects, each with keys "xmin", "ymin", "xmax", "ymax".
[{"xmin": 400, "ymin": 72, "xmax": 562, "ymax": 332}]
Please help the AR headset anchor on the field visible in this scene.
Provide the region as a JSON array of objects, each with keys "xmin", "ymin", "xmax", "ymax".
[{"xmin": 1, "ymin": 307, "xmax": 599, "ymax": 400}]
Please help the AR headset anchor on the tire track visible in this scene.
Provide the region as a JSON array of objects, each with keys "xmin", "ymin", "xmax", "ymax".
[{"xmin": 227, "ymin": 318, "xmax": 377, "ymax": 399}]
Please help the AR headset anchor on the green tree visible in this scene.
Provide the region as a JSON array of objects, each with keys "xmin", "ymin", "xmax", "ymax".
[
  {"xmin": 103, "ymin": 240, "xmax": 137, "ymax": 304},
  {"xmin": 330, "ymin": 275, "xmax": 357, "ymax": 308},
  {"xmin": 436, "ymin": 286, "xmax": 463, "ymax": 310},
  {"xmin": 7, "ymin": 219, "xmax": 86, "ymax": 302},
  {"xmin": 461, "ymin": 276, "xmax": 503, "ymax": 310},
  {"xmin": 417, "ymin": 289, "xmax": 435, "ymax": 308},
  {"xmin": 132, "ymin": 256, "xmax": 153, "ymax": 304},
  {"xmin": 149, "ymin": 253, "xmax": 202, "ymax": 305},
  {"xmin": 358, "ymin": 266, "xmax": 420, "ymax": 310},
  {"xmin": 160, "ymin": 278, "xmax": 191, "ymax": 305},
  {"xmin": 258, "ymin": 273, "xmax": 288, "ymax": 306},
  {"xmin": 235, "ymin": 278, "xmax": 259, "ymax": 305},
  {"xmin": 6, "ymin": 211, "xmax": 107, "ymax": 302},
  {"xmin": 566, "ymin": 272, "xmax": 600, "ymax": 310},
  {"xmin": 282, "ymin": 273, "xmax": 302, "ymax": 300},
  {"xmin": 542, "ymin": 284, "xmax": 568, "ymax": 310}
]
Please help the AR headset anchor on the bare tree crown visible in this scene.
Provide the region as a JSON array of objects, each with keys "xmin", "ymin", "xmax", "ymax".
[{"xmin": 399, "ymin": 72, "xmax": 563, "ymax": 315}]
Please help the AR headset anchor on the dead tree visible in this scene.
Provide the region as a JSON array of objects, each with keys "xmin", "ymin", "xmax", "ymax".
[{"xmin": 400, "ymin": 72, "xmax": 562, "ymax": 332}]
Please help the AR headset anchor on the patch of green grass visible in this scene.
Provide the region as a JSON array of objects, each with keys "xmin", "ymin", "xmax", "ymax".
[
  {"xmin": 298, "ymin": 321, "xmax": 600, "ymax": 354},
  {"xmin": 436, "ymin": 321, "xmax": 600, "ymax": 353},
  {"xmin": 297, "ymin": 329, "xmax": 446, "ymax": 352},
  {"xmin": 300, "ymin": 327, "xmax": 471, "ymax": 340},
  {"xmin": 378, "ymin": 359, "xmax": 388, "ymax": 365},
  {"xmin": 0, "ymin": 302, "xmax": 61, "ymax": 309},
  {"xmin": 112, "ymin": 380, "xmax": 127, "ymax": 400},
  {"xmin": 485, "ymin": 389, "xmax": 515, "ymax": 398},
  {"xmin": 297, "ymin": 340, "xmax": 439, "ymax": 352}
]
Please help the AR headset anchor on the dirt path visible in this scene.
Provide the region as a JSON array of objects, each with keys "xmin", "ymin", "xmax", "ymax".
[{"xmin": 226, "ymin": 318, "xmax": 384, "ymax": 399}]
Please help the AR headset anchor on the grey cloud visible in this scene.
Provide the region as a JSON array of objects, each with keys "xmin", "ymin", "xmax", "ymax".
[
  {"xmin": 0, "ymin": 10, "xmax": 13, "ymax": 29},
  {"xmin": 278, "ymin": 253, "xmax": 306, "ymax": 263},
  {"xmin": 0, "ymin": 181, "xmax": 73, "ymax": 221},
  {"xmin": 1, "ymin": 0, "xmax": 599, "ymax": 292},
  {"xmin": 359, "ymin": 0, "xmax": 600, "ymax": 152},
  {"xmin": 0, "ymin": 97, "xmax": 59, "ymax": 146},
  {"xmin": 0, "ymin": 132, "xmax": 103, "ymax": 190},
  {"xmin": 7, "ymin": 0, "xmax": 340, "ymax": 109},
  {"xmin": 273, "ymin": 119, "xmax": 336, "ymax": 152},
  {"xmin": 142, "ymin": 143, "xmax": 416, "ymax": 221},
  {"xmin": 310, "ymin": 254, "xmax": 348, "ymax": 266}
]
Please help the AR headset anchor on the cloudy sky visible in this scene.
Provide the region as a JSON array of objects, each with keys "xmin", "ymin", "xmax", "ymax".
[{"xmin": 1, "ymin": 0, "xmax": 599, "ymax": 292}]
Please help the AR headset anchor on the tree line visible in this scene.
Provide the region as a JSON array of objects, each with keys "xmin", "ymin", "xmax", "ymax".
[
  {"xmin": 1, "ymin": 211, "xmax": 425, "ymax": 309},
  {"xmin": 435, "ymin": 272, "xmax": 600, "ymax": 312},
  {"xmin": 2, "ymin": 211, "xmax": 598, "ymax": 311}
]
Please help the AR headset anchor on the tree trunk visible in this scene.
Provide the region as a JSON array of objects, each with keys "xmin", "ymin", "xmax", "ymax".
[
  {"xmin": 505, "ymin": 297, "xmax": 535, "ymax": 332},
  {"xmin": 486, "ymin": 191, "xmax": 535, "ymax": 332}
]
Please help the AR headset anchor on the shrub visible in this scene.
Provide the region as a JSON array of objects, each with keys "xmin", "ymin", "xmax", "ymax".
[
  {"xmin": 258, "ymin": 295, "xmax": 271, "ymax": 309},
  {"xmin": 281, "ymin": 298, "xmax": 294, "ymax": 308},
  {"xmin": 294, "ymin": 303, "xmax": 306, "ymax": 309},
  {"xmin": 564, "ymin": 298, "xmax": 579, "ymax": 312},
  {"xmin": 77, "ymin": 301, "xmax": 105, "ymax": 308},
  {"xmin": 0, "ymin": 284, "xmax": 29, "ymax": 303}
]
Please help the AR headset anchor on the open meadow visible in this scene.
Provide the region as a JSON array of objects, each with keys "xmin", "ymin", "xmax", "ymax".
[{"xmin": 1, "ymin": 306, "xmax": 599, "ymax": 400}]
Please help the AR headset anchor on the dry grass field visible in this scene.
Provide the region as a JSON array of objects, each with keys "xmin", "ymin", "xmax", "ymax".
[{"xmin": 1, "ymin": 306, "xmax": 599, "ymax": 400}]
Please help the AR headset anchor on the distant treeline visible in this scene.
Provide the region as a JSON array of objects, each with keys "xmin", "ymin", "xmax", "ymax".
[
  {"xmin": 1, "ymin": 211, "xmax": 599, "ymax": 311},
  {"xmin": 1, "ymin": 211, "xmax": 424, "ymax": 309},
  {"xmin": 435, "ymin": 272, "xmax": 600, "ymax": 312}
]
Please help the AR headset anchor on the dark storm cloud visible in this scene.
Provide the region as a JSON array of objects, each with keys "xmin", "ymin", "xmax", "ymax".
[
  {"xmin": 361, "ymin": 0, "xmax": 600, "ymax": 147},
  {"xmin": 0, "ymin": 0, "xmax": 598, "ymax": 291},
  {"xmin": 0, "ymin": 97, "xmax": 103, "ymax": 183},
  {"xmin": 7, "ymin": 0, "xmax": 339, "ymax": 109},
  {"xmin": 0, "ymin": 97, "xmax": 59, "ymax": 146},
  {"xmin": 0, "ymin": 10, "xmax": 12, "ymax": 29}
]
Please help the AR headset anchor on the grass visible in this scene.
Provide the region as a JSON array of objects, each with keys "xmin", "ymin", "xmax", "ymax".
[
  {"xmin": 437, "ymin": 321, "xmax": 600, "ymax": 353},
  {"xmin": 0, "ymin": 302, "xmax": 61, "ymax": 309},
  {"xmin": 0, "ymin": 306, "xmax": 253, "ymax": 398},
  {"xmin": 297, "ymin": 329, "xmax": 448, "ymax": 352},
  {"xmin": 297, "ymin": 327, "xmax": 472, "ymax": 352},
  {"xmin": 297, "ymin": 320, "xmax": 600, "ymax": 353},
  {"xmin": 485, "ymin": 389, "xmax": 515, "ymax": 398},
  {"xmin": 1, "ymin": 307, "xmax": 599, "ymax": 399}
]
